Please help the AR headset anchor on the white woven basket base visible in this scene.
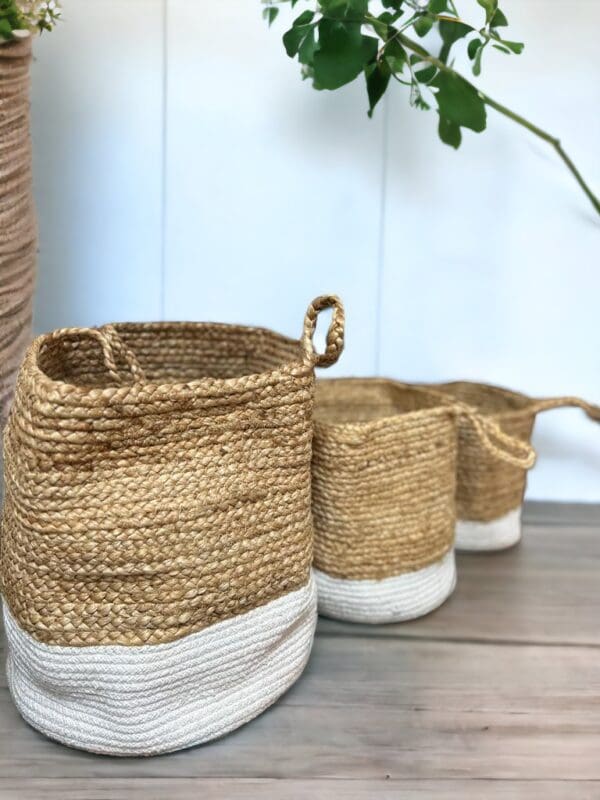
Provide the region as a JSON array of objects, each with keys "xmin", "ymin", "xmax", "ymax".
[
  {"xmin": 3, "ymin": 577, "xmax": 317, "ymax": 756},
  {"xmin": 455, "ymin": 506, "xmax": 522, "ymax": 552},
  {"xmin": 314, "ymin": 551, "xmax": 456, "ymax": 624}
]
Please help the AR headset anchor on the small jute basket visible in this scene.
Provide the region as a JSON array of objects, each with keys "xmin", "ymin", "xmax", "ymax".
[
  {"xmin": 0, "ymin": 295, "xmax": 345, "ymax": 756},
  {"xmin": 427, "ymin": 381, "xmax": 600, "ymax": 552},
  {"xmin": 312, "ymin": 378, "xmax": 536, "ymax": 624}
]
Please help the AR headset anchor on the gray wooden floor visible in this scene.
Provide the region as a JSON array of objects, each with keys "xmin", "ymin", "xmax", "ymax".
[{"xmin": 1, "ymin": 501, "xmax": 599, "ymax": 799}]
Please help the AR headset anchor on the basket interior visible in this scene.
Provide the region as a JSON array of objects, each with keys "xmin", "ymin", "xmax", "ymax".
[
  {"xmin": 37, "ymin": 323, "xmax": 303, "ymax": 387},
  {"xmin": 433, "ymin": 381, "xmax": 532, "ymax": 415},
  {"xmin": 315, "ymin": 379, "xmax": 446, "ymax": 424}
]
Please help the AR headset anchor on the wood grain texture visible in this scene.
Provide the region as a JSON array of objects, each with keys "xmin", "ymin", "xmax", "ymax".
[
  {"xmin": 0, "ymin": 502, "xmax": 599, "ymax": 796},
  {"xmin": 0, "ymin": 780, "xmax": 599, "ymax": 800}
]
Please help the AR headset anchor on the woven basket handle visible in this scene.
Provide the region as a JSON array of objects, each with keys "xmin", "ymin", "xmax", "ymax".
[
  {"xmin": 528, "ymin": 396, "xmax": 600, "ymax": 422},
  {"xmin": 454, "ymin": 402, "xmax": 537, "ymax": 470},
  {"xmin": 49, "ymin": 325, "xmax": 145, "ymax": 384},
  {"xmin": 302, "ymin": 295, "xmax": 345, "ymax": 368}
]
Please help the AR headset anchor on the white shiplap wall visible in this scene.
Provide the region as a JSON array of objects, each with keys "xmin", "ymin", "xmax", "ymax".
[{"xmin": 30, "ymin": 0, "xmax": 600, "ymax": 500}]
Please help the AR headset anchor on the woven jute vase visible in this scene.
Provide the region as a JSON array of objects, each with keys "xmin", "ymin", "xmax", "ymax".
[
  {"xmin": 311, "ymin": 378, "xmax": 535, "ymax": 624},
  {"xmin": 427, "ymin": 381, "xmax": 600, "ymax": 552},
  {"xmin": 0, "ymin": 38, "xmax": 36, "ymax": 428},
  {"xmin": 0, "ymin": 295, "xmax": 345, "ymax": 756}
]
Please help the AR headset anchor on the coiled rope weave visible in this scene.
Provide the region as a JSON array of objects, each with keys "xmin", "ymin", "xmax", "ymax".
[
  {"xmin": 1, "ymin": 296, "xmax": 345, "ymax": 647},
  {"xmin": 0, "ymin": 38, "xmax": 36, "ymax": 427},
  {"xmin": 425, "ymin": 381, "xmax": 600, "ymax": 523},
  {"xmin": 312, "ymin": 378, "xmax": 535, "ymax": 581}
]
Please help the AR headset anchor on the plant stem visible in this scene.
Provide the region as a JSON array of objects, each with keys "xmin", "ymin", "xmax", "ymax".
[{"xmin": 399, "ymin": 33, "xmax": 600, "ymax": 216}]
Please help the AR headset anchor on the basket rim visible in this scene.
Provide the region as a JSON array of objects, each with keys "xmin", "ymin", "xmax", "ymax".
[
  {"xmin": 314, "ymin": 376, "xmax": 456, "ymax": 432},
  {"xmin": 23, "ymin": 321, "xmax": 311, "ymax": 405},
  {"xmin": 428, "ymin": 379, "xmax": 535, "ymax": 419}
]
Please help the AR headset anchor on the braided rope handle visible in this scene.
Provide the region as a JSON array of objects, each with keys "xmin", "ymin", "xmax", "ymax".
[
  {"xmin": 47, "ymin": 325, "xmax": 145, "ymax": 385},
  {"xmin": 528, "ymin": 396, "xmax": 600, "ymax": 422},
  {"xmin": 454, "ymin": 402, "xmax": 537, "ymax": 470},
  {"xmin": 302, "ymin": 295, "xmax": 345, "ymax": 368}
]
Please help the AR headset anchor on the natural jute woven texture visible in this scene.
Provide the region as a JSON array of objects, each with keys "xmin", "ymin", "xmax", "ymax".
[
  {"xmin": 428, "ymin": 381, "xmax": 600, "ymax": 523},
  {"xmin": 0, "ymin": 38, "xmax": 36, "ymax": 427},
  {"xmin": 312, "ymin": 378, "xmax": 535, "ymax": 581},
  {"xmin": 0, "ymin": 296, "xmax": 345, "ymax": 647}
]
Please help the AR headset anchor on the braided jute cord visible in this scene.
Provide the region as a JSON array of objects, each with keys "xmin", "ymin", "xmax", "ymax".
[
  {"xmin": 0, "ymin": 38, "xmax": 36, "ymax": 427},
  {"xmin": 527, "ymin": 395, "xmax": 600, "ymax": 422},
  {"xmin": 452, "ymin": 402, "xmax": 536, "ymax": 469},
  {"xmin": 45, "ymin": 324, "xmax": 146, "ymax": 385},
  {"xmin": 1, "ymin": 297, "xmax": 345, "ymax": 647},
  {"xmin": 302, "ymin": 295, "xmax": 345, "ymax": 368}
]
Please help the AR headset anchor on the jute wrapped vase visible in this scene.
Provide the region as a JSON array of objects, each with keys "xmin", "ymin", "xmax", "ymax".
[
  {"xmin": 0, "ymin": 38, "xmax": 36, "ymax": 428},
  {"xmin": 0, "ymin": 296, "xmax": 345, "ymax": 755},
  {"xmin": 428, "ymin": 382, "xmax": 600, "ymax": 551},
  {"xmin": 311, "ymin": 378, "xmax": 535, "ymax": 624}
]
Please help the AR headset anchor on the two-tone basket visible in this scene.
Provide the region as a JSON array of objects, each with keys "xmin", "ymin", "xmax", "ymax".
[
  {"xmin": 428, "ymin": 382, "xmax": 600, "ymax": 551},
  {"xmin": 311, "ymin": 378, "xmax": 535, "ymax": 624},
  {"xmin": 0, "ymin": 296, "xmax": 345, "ymax": 756}
]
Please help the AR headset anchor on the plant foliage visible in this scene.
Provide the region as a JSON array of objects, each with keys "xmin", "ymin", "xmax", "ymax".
[
  {"xmin": 264, "ymin": 0, "xmax": 524, "ymax": 148},
  {"xmin": 0, "ymin": 0, "xmax": 61, "ymax": 41},
  {"xmin": 263, "ymin": 0, "xmax": 600, "ymax": 215}
]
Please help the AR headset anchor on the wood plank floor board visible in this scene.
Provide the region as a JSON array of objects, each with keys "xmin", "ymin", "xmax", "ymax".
[
  {"xmin": 0, "ymin": 502, "xmax": 599, "ymax": 796},
  {"xmin": 0, "ymin": 779, "xmax": 599, "ymax": 800},
  {"xmin": 1, "ymin": 689, "xmax": 599, "ymax": 780}
]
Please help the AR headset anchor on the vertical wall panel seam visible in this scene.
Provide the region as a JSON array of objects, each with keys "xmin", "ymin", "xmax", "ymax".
[
  {"xmin": 374, "ymin": 95, "xmax": 390, "ymax": 375},
  {"xmin": 159, "ymin": 0, "xmax": 169, "ymax": 320}
]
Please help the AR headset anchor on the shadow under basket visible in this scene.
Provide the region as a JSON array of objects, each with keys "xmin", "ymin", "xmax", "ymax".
[
  {"xmin": 428, "ymin": 381, "xmax": 600, "ymax": 552},
  {"xmin": 0, "ymin": 296, "xmax": 345, "ymax": 756},
  {"xmin": 311, "ymin": 378, "xmax": 535, "ymax": 624}
]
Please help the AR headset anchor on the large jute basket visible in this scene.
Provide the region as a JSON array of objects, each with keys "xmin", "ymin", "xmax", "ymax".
[
  {"xmin": 0, "ymin": 38, "xmax": 37, "ymax": 428},
  {"xmin": 428, "ymin": 381, "xmax": 600, "ymax": 551},
  {"xmin": 0, "ymin": 296, "xmax": 345, "ymax": 756},
  {"xmin": 312, "ymin": 378, "xmax": 535, "ymax": 624}
]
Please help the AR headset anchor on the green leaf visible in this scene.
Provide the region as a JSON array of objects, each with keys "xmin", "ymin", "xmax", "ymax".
[
  {"xmin": 500, "ymin": 39, "xmax": 524, "ymax": 54},
  {"xmin": 472, "ymin": 43, "xmax": 484, "ymax": 75},
  {"xmin": 440, "ymin": 20, "xmax": 475, "ymax": 43},
  {"xmin": 263, "ymin": 6, "xmax": 279, "ymax": 26},
  {"xmin": 467, "ymin": 37, "xmax": 482, "ymax": 59},
  {"xmin": 431, "ymin": 71, "xmax": 487, "ymax": 132},
  {"xmin": 492, "ymin": 43, "xmax": 511, "ymax": 54},
  {"xmin": 476, "ymin": 0, "xmax": 497, "ymax": 23},
  {"xmin": 319, "ymin": 0, "xmax": 369, "ymax": 17},
  {"xmin": 0, "ymin": 18, "xmax": 13, "ymax": 39},
  {"xmin": 415, "ymin": 63, "xmax": 437, "ymax": 83},
  {"xmin": 298, "ymin": 26, "xmax": 316, "ymax": 64},
  {"xmin": 439, "ymin": 19, "xmax": 474, "ymax": 62},
  {"xmin": 384, "ymin": 37, "xmax": 406, "ymax": 72},
  {"xmin": 282, "ymin": 11, "xmax": 315, "ymax": 58},
  {"xmin": 438, "ymin": 115, "xmax": 462, "ymax": 148},
  {"xmin": 366, "ymin": 61, "xmax": 391, "ymax": 117},
  {"xmin": 428, "ymin": 0, "xmax": 448, "ymax": 13},
  {"xmin": 414, "ymin": 14, "xmax": 434, "ymax": 37},
  {"xmin": 490, "ymin": 8, "xmax": 508, "ymax": 26},
  {"xmin": 313, "ymin": 19, "xmax": 378, "ymax": 90}
]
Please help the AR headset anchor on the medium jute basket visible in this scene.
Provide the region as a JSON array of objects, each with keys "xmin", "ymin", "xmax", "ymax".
[
  {"xmin": 0, "ymin": 295, "xmax": 345, "ymax": 756},
  {"xmin": 427, "ymin": 381, "xmax": 600, "ymax": 551},
  {"xmin": 312, "ymin": 378, "xmax": 535, "ymax": 624}
]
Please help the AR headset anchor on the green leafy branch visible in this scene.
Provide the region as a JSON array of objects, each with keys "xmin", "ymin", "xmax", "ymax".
[{"xmin": 263, "ymin": 0, "xmax": 599, "ymax": 216}]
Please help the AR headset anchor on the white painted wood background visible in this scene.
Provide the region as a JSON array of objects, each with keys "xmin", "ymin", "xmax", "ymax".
[{"xmin": 29, "ymin": 0, "xmax": 600, "ymax": 500}]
